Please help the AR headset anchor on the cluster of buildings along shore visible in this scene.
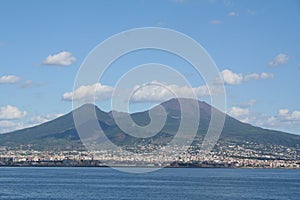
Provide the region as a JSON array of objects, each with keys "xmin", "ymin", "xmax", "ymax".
[{"xmin": 0, "ymin": 142, "xmax": 299, "ymax": 168}]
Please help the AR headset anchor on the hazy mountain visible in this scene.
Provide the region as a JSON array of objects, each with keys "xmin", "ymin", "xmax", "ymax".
[{"xmin": 0, "ymin": 98, "xmax": 299, "ymax": 150}]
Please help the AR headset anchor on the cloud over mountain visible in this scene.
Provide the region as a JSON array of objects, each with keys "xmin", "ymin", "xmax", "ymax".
[
  {"xmin": 62, "ymin": 83, "xmax": 114, "ymax": 102},
  {"xmin": 131, "ymin": 81, "xmax": 217, "ymax": 103}
]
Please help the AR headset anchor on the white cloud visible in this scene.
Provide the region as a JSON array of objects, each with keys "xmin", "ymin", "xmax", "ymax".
[
  {"xmin": 278, "ymin": 109, "xmax": 300, "ymax": 121},
  {"xmin": 224, "ymin": 103, "xmax": 300, "ymax": 134},
  {"xmin": 20, "ymin": 80, "xmax": 34, "ymax": 88},
  {"xmin": 228, "ymin": 12, "xmax": 238, "ymax": 17},
  {"xmin": 0, "ymin": 120, "xmax": 25, "ymax": 134},
  {"xmin": 0, "ymin": 105, "xmax": 27, "ymax": 120},
  {"xmin": 237, "ymin": 108, "xmax": 300, "ymax": 134},
  {"xmin": 0, "ymin": 75, "xmax": 20, "ymax": 84},
  {"xmin": 0, "ymin": 112, "xmax": 62, "ymax": 134},
  {"xmin": 42, "ymin": 51, "xmax": 76, "ymax": 66},
  {"xmin": 0, "ymin": 120, "xmax": 18, "ymax": 128},
  {"xmin": 278, "ymin": 109, "xmax": 289, "ymax": 116},
  {"xmin": 29, "ymin": 113, "xmax": 63, "ymax": 126},
  {"xmin": 62, "ymin": 83, "xmax": 114, "ymax": 102},
  {"xmin": 131, "ymin": 81, "xmax": 220, "ymax": 103},
  {"xmin": 210, "ymin": 20, "xmax": 223, "ymax": 25},
  {"xmin": 260, "ymin": 72, "xmax": 274, "ymax": 79},
  {"xmin": 0, "ymin": 75, "xmax": 36, "ymax": 88},
  {"xmin": 221, "ymin": 69, "xmax": 243, "ymax": 85},
  {"xmin": 0, "ymin": 105, "xmax": 27, "ymax": 133},
  {"xmin": 244, "ymin": 72, "xmax": 273, "ymax": 81},
  {"xmin": 62, "ymin": 81, "xmax": 222, "ymax": 103},
  {"xmin": 266, "ymin": 116, "xmax": 277, "ymax": 126},
  {"xmin": 221, "ymin": 69, "xmax": 273, "ymax": 85},
  {"xmin": 228, "ymin": 106, "xmax": 249, "ymax": 118},
  {"xmin": 268, "ymin": 53, "xmax": 289, "ymax": 67},
  {"xmin": 244, "ymin": 73, "xmax": 260, "ymax": 81}
]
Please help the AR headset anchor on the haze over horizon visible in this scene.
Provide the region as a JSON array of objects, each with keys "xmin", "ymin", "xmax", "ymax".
[{"xmin": 0, "ymin": 0, "xmax": 299, "ymax": 135}]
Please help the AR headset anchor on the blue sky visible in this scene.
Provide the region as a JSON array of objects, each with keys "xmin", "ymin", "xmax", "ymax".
[{"xmin": 0, "ymin": 0, "xmax": 299, "ymax": 134}]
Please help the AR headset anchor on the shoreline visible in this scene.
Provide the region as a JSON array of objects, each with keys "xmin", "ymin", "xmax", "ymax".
[{"xmin": 1, "ymin": 164, "xmax": 299, "ymax": 170}]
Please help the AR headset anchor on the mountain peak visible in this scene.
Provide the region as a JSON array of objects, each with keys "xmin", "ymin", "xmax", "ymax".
[{"xmin": 74, "ymin": 103, "xmax": 98, "ymax": 110}]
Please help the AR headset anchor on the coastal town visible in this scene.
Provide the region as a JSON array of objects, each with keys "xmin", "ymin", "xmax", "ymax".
[{"xmin": 1, "ymin": 140, "xmax": 299, "ymax": 169}]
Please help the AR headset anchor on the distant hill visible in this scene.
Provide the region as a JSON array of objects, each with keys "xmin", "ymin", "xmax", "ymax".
[{"xmin": 0, "ymin": 98, "xmax": 299, "ymax": 151}]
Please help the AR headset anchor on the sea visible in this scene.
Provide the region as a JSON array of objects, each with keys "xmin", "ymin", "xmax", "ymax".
[{"xmin": 0, "ymin": 167, "xmax": 299, "ymax": 200}]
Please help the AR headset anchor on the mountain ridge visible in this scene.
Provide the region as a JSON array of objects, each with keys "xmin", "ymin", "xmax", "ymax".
[{"xmin": 0, "ymin": 98, "xmax": 299, "ymax": 150}]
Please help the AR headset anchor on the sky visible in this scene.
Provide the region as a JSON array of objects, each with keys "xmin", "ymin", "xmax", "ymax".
[{"xmin": 0, "ymin": 0, "xmax": 299, "ymax": 135}]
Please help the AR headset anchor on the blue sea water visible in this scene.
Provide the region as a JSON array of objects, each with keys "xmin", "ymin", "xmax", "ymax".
[{"xmin": 0, "ymin": 167, "xmax": 299, "ymax": 200}]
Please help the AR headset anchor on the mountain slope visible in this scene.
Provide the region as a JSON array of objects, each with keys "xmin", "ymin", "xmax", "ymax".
[{"xmin": 0, "ymin": 98, "xmax": 299, "ymax": 150}]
